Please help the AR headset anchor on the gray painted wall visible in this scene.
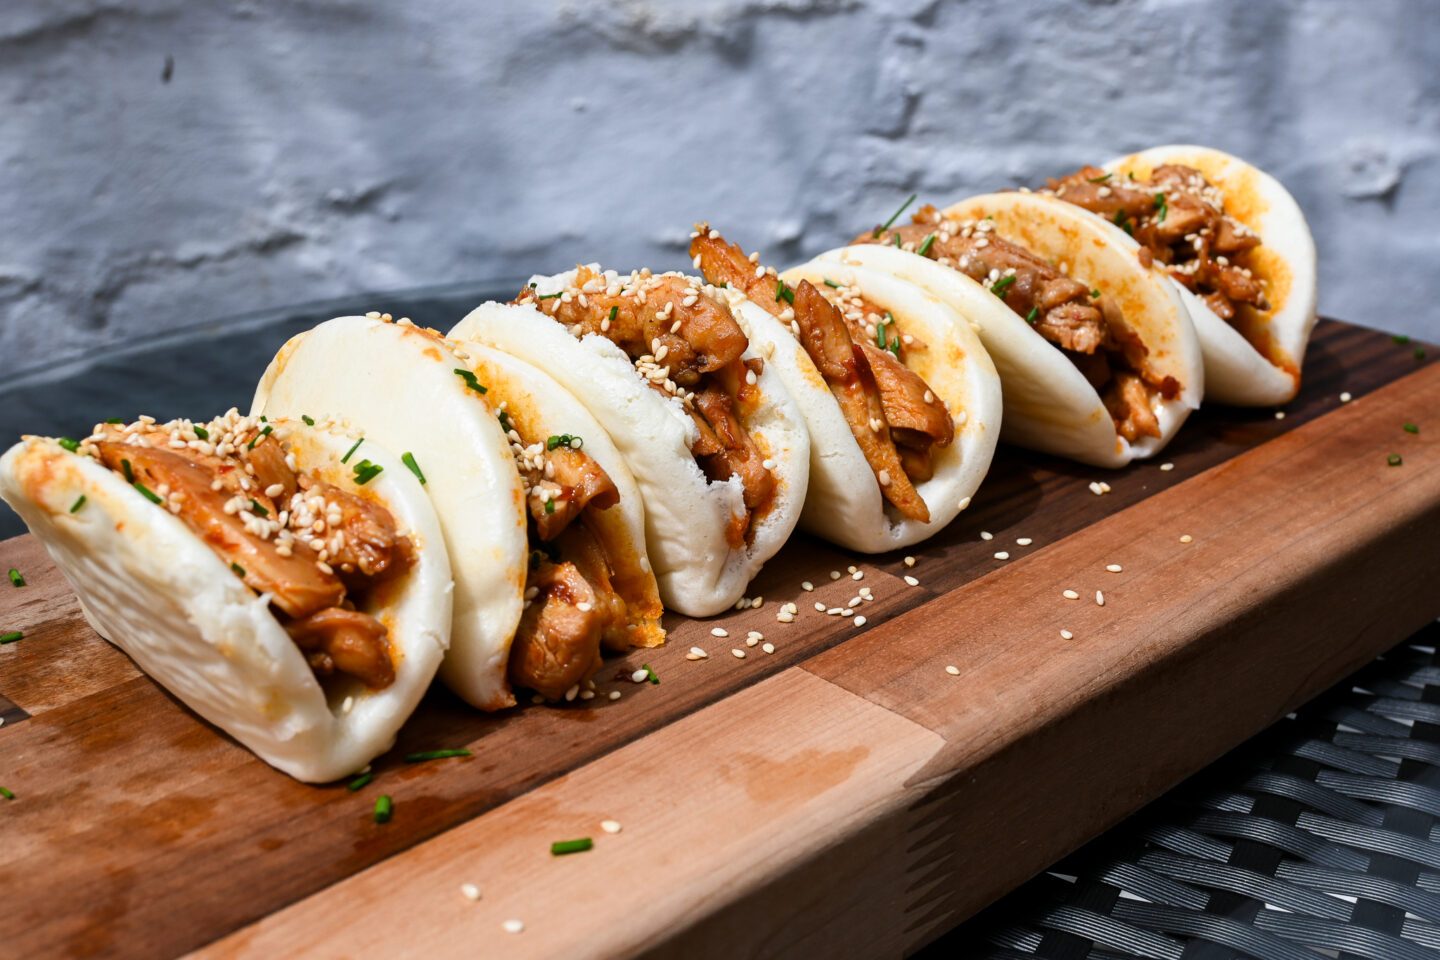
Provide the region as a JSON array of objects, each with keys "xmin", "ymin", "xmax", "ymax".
[{"xmin": 3, "ymin": 0, "xmax": 1436, "ymax": 376}]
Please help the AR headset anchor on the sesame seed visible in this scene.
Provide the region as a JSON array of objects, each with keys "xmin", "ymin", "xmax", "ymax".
[
  {"xmin": 747, "ymin": 630, "xmax": 763, "ymax": 640},
  {"xmin": 945, "ymin": 665, "xmax": 960, "ymax": 676},
  {"xmin": 762, "ymin": 642, "xmax": 775, "ymax": 654},
  {"xmin": 630, "ymin": 668, "xmax": 649, "ymax": 683},
  {"xmin": 710, "ymin": 627, "xmax": 728, "ymax": 638},
  {"xmin": 1100, "ymin": 482, "xmax": 1112, "ymax": 493},
  {"xmin": 689, "ymin": 646, "xmax": 708, "ymax": 658},
  {"xmin": 503, "ymin": 920, "xmax": 524, "ymax": 934},
  {"xmin": 847, "ymin": 595, "xmax": 862, "ymax": 607},
  {"xmin": 1106, "ymin": 564, "xmax": 1123, "ymax": 573},
  {"xmin": 980, "ymin": 531, "xmax": 993, "ymax": 541},
  {"xmin": 1016, "ymin": 537, "xmax": 1032, "ymax": 546},
  {"xmin": 801, "ymin": 580, "xmax": 814, "ymax": 591},
  {"xmin": 877, "ymin": 469, "xmax": 891, "ymax": 486},
  {"xmin": 1160, "ymin": 462, "xmax": 1175, "ymax": 472},
  {"xmin": 830, "ymin": 570, "xmax": 841, "ymax": 580},
  {"xmin": 904, "ymin": 575, "xmax": 919, "ymax": 586},
  {"xmin": 732, "ymin": 648, "xmax": 746, "ymax": 659},
  {"xmin": 1063, "ymin": 589, "xmax": 1079, "ymax": 600},
  {"xmin": 1340, "ymin": 392, "xmax": 1352, "ymax": 402},
  {"xmin": 847, "ymin": 565, "xmax": 857, "ymax": 574},
  {"xmin": 1088, "ymin": 482, "xmax": 1105, "ymax": 496},
  {"xmin": 814, "ymin": 601, "xmax": 826, "ymax": 612},
  {"xmin": 601, "ymin": 819, "xmax": 622, "ymax": 834},
  {"xmin": 564, "ymin": 684, "xmax": 579, "ymax": 702},
  {"xmin": 609, "ymin": 690, "xmax": 622, "ymax": 701},
  {"xmin": 1274, "ymin": 411, "xmax": 1286, "ymax": 420},
  {"xmin": 762, "ymin": 458, "xmax": 777, "ymax": 470},
  {"xmin": 994, "ymin": 551, "xmax": 1010, "ymax": 561},
  {"xmin": 777, "ymin": 611, "xmax": 795, "ymax": 623},
  {"xmin": 903, "ymin": 556, "xmax": 916, "ymax": 567},
  {"xmin": 1060, "ymin": 629, "xmax": 1074, "ymax": 640},
  {"xmin": 852, "ymin": 570, "xmax": 864, "ymax": 581},
  {"xmin": 854, "ymin": 615, "xmax": 867, "ymax": 627},
  {"xmin": 461, "ymin": 883, "xmax": 481, "ymax": 901},
  {"xmin": 264, "ymin": 483, "xmax": 285, "ymax": 498},
  {"xmin": 958, "ymin": 496, "xmax": 971, "ymax": 511},
  {"xmin": 1180, "ymin": 534, "xmax": 1193, "ymax": 543},
  {"xmin": 576, "ymin": 601, "xmax": 592, "ymax": 612},
  {"xmin": 1095, "ymin": 590, "xmax": 1105, "ymax": 606},
  {"xmin": 827, "ymin": 607, "xmax": 844, "ymax": 616},
  {"xmin": 579, "ymin": 690, "xmax": 595, "ymax": 700}
]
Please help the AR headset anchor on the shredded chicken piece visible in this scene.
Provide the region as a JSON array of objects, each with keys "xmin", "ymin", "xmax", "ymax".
[
  {"xmin": 1103, "ymin": 372, "xmax": 1162, "ymax": 443},
  {"xmin": 94, "ymin": 441, "xmax": 345, "ymax": 619},
  {"xmin": 526, "ymin": 445, "xmax": 620, "ymax": 542},
  {"xmin": 508, "ymin": 560, "xmax": 604, "ymax": 701},
  {"xmin": 285, "ymin": 607, "xmax": 395, "ymax": 689},
  {"xmin": 299, "ymin": 477, "xmax": 415, "ymax": 587},
  {"xmin": 554, "ymin": 520, "xmax": 632, "ymax": 652},
  {"xmin": 690, "ymin": 229, "xmax": 933, "ymax": 522}
]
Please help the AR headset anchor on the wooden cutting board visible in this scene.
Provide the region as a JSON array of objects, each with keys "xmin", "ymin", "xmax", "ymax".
[{"xmin": 2, "ymin": 320, "xmax": 1438, "ymax": 959}]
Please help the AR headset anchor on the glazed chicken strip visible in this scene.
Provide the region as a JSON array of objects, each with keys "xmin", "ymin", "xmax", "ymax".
[
  {"xmin": 526, "ymin": 445, "xmax": 620, "ymax": 542},
  {"xmin": 690, "ymin": 230, "xmax": 932, "ymax": 523},
  {"xmin": 507, "ymin": 559, "xmax": 604, "ymax": 702},
  {"xmin": 94, "ymin": 441, "xmax": 346, "ymax": 618},
  {"xmin": 285, "ymin": 607, "xmax": 395, "ymax": 689}
]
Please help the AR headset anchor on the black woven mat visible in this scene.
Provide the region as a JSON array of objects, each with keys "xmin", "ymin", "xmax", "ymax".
[{"xmin": 923, "ymin": 622, "xmax": 1440, "ymax": 959}]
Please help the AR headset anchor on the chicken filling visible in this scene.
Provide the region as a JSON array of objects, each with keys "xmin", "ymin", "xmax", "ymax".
[
  {"xmin": 854, "ymin": 206, "xmax": 1180, "ymax": 443},
  {"xmin": 513, "ymin": 266, "xmax": 777, "ymax": 549},
  {"xmin": 1045, "ymin": 165, "xmax": 1267, "ymax": 325},
  {"xmin": 81, "ymin": 412, "xmax": 413, "ymax": 690},
  {"xmin": 689, "ymin": 225, "xmax": 953, "ymax": 523}
]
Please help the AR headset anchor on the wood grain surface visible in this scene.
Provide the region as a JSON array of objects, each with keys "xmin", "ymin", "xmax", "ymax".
[{"xmin": 0, "ymin": 321, "xmax": 1436, "ymax": 959}]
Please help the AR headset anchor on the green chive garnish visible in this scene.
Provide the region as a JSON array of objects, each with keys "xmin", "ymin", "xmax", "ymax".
[
  {"xmin": 498, "ymin": 410, "xmax": 511, "ymax": 432},
  {"xmin": 1388, "ymin": 454, "xmax": 1403, "ymax": 466},
  {"xmin": 231, "ymin": 562, "xmax": 245, "ymax": 577},
  {"xmin": 193, "ymin": 425, "xmax": 209, "ymax": 440},
  {"xmin": 536, "ymin": 291, "xmax": 563, "ymax": 300},
  {"xmin": 1113, "ymin": 209, "xmax": 1133, "ymax": 235},
  {"xmin": 401, "ymin": 452, "xmax": 426, "ymax": 485},
  {"xmin": 454, "ymin": 368, "xmax": 488, "ymax": 394},
  {"xmin": 105, "ymin": 417, "xmax": 123, "ymax": 424},
  {"xmin": 7, "ymin": 569, "xmax": 23, "ymax": 588},
  {"xmin": 373, "ymin": 795, "xmax": 392, "ymax": 823},
  {"xmin": 57, "ymin": 437, "xmax": 79, "ymax": 453},
  {"xmin": 888, "ymin": 337, "xmax": 901, "ymax": 358},
  {"xmin": 341, "ymin": 437, "xmax": 363, "ymax": 463},
  {"xmin": 1404, "ymin": 423, "xmax": 1419, "ymax": 434},
  {"xmin": 916, "ymin": 233, "xmax": 937, "ymax": 258},
  {"xmin": 1392, "ymin": 335, "xmax": 1411, "ymax": 344},
  {"xmin": 546, "ymin": 434, "xmax": 582, "ymax": 451},
  {"xmin": 1154, "ymin": 192, "xmax": 1168, "ymax": 223},
  {"xmin": 550, "ymin": 838, "xmax": 593, "ymax": 856},
  {"xmin": 892, "ymin": 232, "xmax": 902, "ymax": 248},
  {"xmin": 352, "ymin": 460, "xmax": 383, "ymax": 485},
  {"xmin": 0, "ymin": 787, "xmax": 14, "ymax": 800},
  {"xmin": 69, "ymin": 495, "xmax": 86, "ymax": 513},
  {"xmin": 1025, "ymin": 307, "xmax": 1039, "ymax": 324},
  {"xmin": 404, "ymin": 749, "xmax": 473, "ymax": 763},
  {"xmin": 544, "ymin": 498, "xmax": 556, "ymax": 515},
  {"xmin": 0, "ymin": 632, "xmax": 21, "ymax": 645},
  {"xmin": 247, "ymin": 424, "xmax": 272, "ymax": 449},
  {"xmin": 120, "ymin": 458, "xmax": 134, "ymax": 483},
  {"xmin": 250, "ymin": 499, "xmax": 268, "ymax": 517},
  {"xmin": 301, "ymin": 414, "xmax": 315, "ymax": 426},
  {"xmin": 1127, "ymin": 171, "xmax": 1136, "ymax": 180},
  {"xmin": 775, "ymin": 280, "xmax": 794, "ymax": 305},
  {"xmin": 347, "ymin": 773, "xmax": 374, "ymax": 791},
  {"xmin": 134, "ymin": 483, "xmax": 162, "ymax": 504},
  {"xmin": 991, "ymin": 275, "xmax": 1016, "ymax": 298},
  {"xmin": 1088, "ymin": 172, "xmax": 1112, "ymax": 183},
  {"xmin": 873, "ymin": 193, "xmax": 917, "ymax": 238},
  {"xmin": 875, "ymin": 313, "xmax": 891, "ymax": 349},
  {"xmin": 607, "ymin": 305, "xmax": 618, "ymax": 324},
  {"xmin": 823, "ymin": 278, "xmax": 841, "ymax": 288},
  {"xmin": 641, "ymin": 663, "xmax": 659, "ymax": 685}
]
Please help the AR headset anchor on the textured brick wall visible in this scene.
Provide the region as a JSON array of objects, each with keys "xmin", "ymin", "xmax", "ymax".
[{"xmin": 2, "ymin": 0, "xmax": 1436, "ymax": 374}]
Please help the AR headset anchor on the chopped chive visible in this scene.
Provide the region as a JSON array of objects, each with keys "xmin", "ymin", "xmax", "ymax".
[
  {"xmin": 1127, "ymin": 171, "xmax": 1136, "ymax": 180},
  {"xmin": 347, "ymin": 773, "xmax": 373, "ymax": 791},
  {"xmin": 105, "ymin": 417, "xmax": 123, "ymax": 424},
  {"xmin": 121, "ymin": 459, "xmax": 134, "ymax": 483},
  {"xmin": 341, "ymin": 437, "xmax": 363, "ymax": 463},
  {"xmin": 991, "ymin": 275, "xmax": 1016, "ymax": 298},
  {"xmin": 823, "ymin": 278, "xmax": 841, "ymax": 288},
  {"xmin": 133, "ymin": 483, "xmax": 163, "ymax": 505},
  {"xmin": 1417, "ymin": 347, "xmax": 1427, "ymax": 360},
  {"xmin": 401, "ymin": 452, "xmax": 426, "ymax": 485},
  {"xmin": 352, "ymin": 460, "xmax": 383, "ymax": 485},
  {"xmin": 536, "ymin": 291, "xmax": 564, "ymax": 300},
  {"xmin": 544, "ymin": 498, "xmax": 556, "ymax": 515},
  {"xmin": 641, "ymin": 663, "xmax": 659, "ymax": 685},
  {"xmin": 1113, "ymin": 209, "xmax": 1133, "ymax": 235},
  {"xmin": 497, "ymin": 410, "xmax": 511, "ymax": 432},
  {"xmin": 775, "ymin": 280, "xmax": 794, "ymax": 305},
  {"xmin": 550, "ymin": 838, "xmax": 593, "ymax": 856},
  {"xmin": 608, "ymin": 305, "xmax": 618, "ymax": 324},
  {"xmin": 231, "ymin": 562, "xmax": 245, "ymax": 577},
  {"xmin": 888, "ymin": 336, "xmax": 900, "ymax": 358},
  {"xmin": 57, "ymin": 437, "xmax": 79, "ymax": 453},
  {"xmin": 260, "ymin": 415, "xmax": 267, "ymax": 423},
  {"xmin": 715, "ymin": 280, "xmax": 727, "ymax": 288},
  {"xmin": 1091, "ymin": 289, "xmax": 1101, "ymax": 298},
  {"xmin": 373, "ymin": 794, "xmax": 392, "ymax": 823},
  {"xmin": 1404, "ymin": 423, "xmax": 1419, "ymax": 434},
  {"xmin": 1392, "ymin": 334, "xmax": 1411, "ymax": 344},
  {"xmin": 892, "ymin": 232, "xmax": 902, "ymax": 248},
  {"xmin": 1154, "ymin": 192, "xmax": 1168, "ymax": 223},
  {"xmin": 1088, "ymin": 172, "xmax": 1112, "ymax": 183},
  {"xmin": 69, "ymin": 494, "xmax": 86, "ymax": 513},
  {"xmin": 528, "ymin": 281, "xmax": 537, "ymax": 288},
  {"xmin": 7, "ymin": 569, "xmax": 23, "ymax": 588},
  {"xmin": 875, "ymin": 313, "xmax": 891, "ymax": 349},
  {"xmin": 546, "ymin": 434, "xmax": 582, "ymax": 451},
  {"xmin": 0, "ymin": 632, "xmax": 21, "ymax": 645},
  {"xmin": 405, "ymin": 749, "xmax": 473, "ymax": 763},
  {"xmin": 247, "ymin": 424, "xmax": 272, "ymax": 450},
  {"xmin": 0, "ymin": 786, "xmax": 13, "ymax": 800},
  {"xmin": 873, "ymin": 193, "xmax": 917, "ymax": 238},
  {"xmin": 1025, "ymin": 306, "xmax": 1039, "ymax": 325},
  {"xmin": 250, "ymin": 499, "xmax": 268, "ymax": 517},
  {"xmin": 302, "ymin": 414, "xmax": 315, "ymax": 426},
  {"xmin": 916, "ymin": 233, "xmax": 937, "ymax": 258},
  {"xmin": 454, "ymin": 368, "xmax": 488, "ymax": 394},
  {"xmin": 193, "ymin": 424, "xmax": 209, "ymax": 440},
  {"xmin": 1388, "ymin": 454, "xmax": 1403, "ymax": 467}
]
